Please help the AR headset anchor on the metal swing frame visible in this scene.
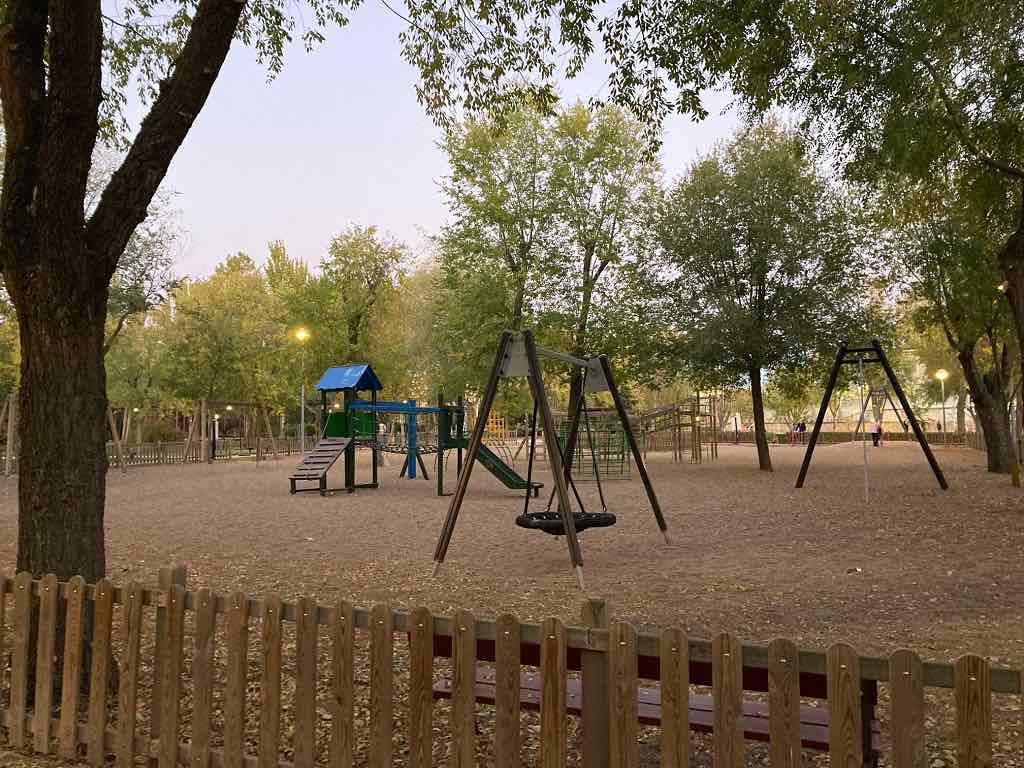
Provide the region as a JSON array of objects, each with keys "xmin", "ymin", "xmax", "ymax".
[{"xmin": 431, "ymin": 329, "xmax": 670, "ymax": 590}]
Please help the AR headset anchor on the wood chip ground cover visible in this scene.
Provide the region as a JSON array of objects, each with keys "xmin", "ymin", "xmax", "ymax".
[{"xmin": 0, "ymin": 442, "xmax": 1021, "ymax": 765}]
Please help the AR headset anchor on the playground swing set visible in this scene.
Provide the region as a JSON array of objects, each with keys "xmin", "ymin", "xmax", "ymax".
[
  {"xmin": 432, "ymin": 329, "xmax": 669, "ymax": 590},
  {"xmin": 795, "ymin": 339, "xmax": 949, "ymax": 499}
]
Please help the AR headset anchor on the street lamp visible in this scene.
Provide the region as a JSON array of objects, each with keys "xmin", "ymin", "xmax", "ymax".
[
  {"xmin": 295, "ymin": 327, "xmax": 310, "ymax": 454},
  {"xmin": 935, "ymin": 369, "xmax": 949, "ymax": 446}
]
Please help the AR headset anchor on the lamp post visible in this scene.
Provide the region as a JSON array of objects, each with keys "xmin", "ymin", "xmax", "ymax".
[
  {"xmin": 296, "ymin": 327, "xmax": 310, "ymax": 455},
  {"xmin": 935, "ymin": 369, "xmax": 949, "ymax": 446}
]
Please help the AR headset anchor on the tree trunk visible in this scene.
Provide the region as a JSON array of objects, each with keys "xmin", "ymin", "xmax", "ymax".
[
  {"xmin": 749, "ymin": 364, "xmax": 772, "ymax": 471},
  {"xmin": 997, "ymin": 200, "xmax": 1024, "ymax": 419},
  {"xmin": 14, "ymin": 279, "xmax": 109, "ymax": 583},
  {"xmin": 958, "ymin": 345, "xmax": 1014, "ymax": 474},
  {"xmin": 510, "ymin": 278, "xmax": 527, "ymax": 331}
]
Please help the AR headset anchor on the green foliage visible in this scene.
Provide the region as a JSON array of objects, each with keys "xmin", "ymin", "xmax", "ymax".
[
  {"xmin": 433, "ymin": 103, "xmax": 664, "ymax": 408},
  {"xmin": 654, "ymin": 120, "xmax": 870, "ymax": 385},
  {"xmin": 0, "ymin": 287, "xmax": 18, "ymax": 397},
  {"xmin": 160, "ymin": 254, "xmax": 281, "ymax": 403},
  {"xmin": 763, "ymin": 378, "xmax": 817, "ymax": 427},
  {"xmin": 321, "ymin": 225, "xmax": 407, "ymax": 353}
]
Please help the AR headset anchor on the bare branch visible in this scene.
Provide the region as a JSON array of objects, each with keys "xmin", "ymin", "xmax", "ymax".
[{"xmin": 85, "ymin": 0, "xmax": 246, "ymax": 278}]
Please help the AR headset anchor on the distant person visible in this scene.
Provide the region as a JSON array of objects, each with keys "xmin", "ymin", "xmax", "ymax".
[{"xmin": 871, "ymin": 420, "xmax": 881, "ymax": 447}]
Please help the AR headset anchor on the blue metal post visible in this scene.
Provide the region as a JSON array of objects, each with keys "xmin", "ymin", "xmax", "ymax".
[{"xmin": 407, "ymin": 399, "xmax": 417, "ymax": 478}]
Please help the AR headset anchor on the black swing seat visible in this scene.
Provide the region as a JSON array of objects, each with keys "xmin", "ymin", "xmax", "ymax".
[{"xmin": 515, "ymin": 511, "xmax": 617, "ymax": 535}]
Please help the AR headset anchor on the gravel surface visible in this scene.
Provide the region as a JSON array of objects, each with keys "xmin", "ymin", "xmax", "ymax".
[{"xmin": 1, "ymin": 441, "xmax": 1021, "ymax": 765}]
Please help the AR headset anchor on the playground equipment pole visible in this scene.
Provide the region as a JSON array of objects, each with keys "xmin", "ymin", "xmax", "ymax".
[
  {"xmin": 297, "ymin": 327, "xmax": 310, "ymax": 455},
  {"xmin": 935, "ymin": 368, "xmax": 948, "ymax": 446}
]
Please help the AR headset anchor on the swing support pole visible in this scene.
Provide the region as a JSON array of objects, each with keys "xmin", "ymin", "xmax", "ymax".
[{"xmin": 797, "ymin": 340, "xmax": 948, "ymax": 490}]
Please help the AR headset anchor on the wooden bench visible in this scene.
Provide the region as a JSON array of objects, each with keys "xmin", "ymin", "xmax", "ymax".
[{"xmin": 430, "ymin": 634, "xmax": 880, "ymax": 765}]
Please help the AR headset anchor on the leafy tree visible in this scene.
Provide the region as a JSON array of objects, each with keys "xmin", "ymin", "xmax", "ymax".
[
  {"xmin": 439, "ymin": 108, "xmax": 558, "ymax": 331},
  {"xmin": 654, "ymin": 121, "xmax": 869, "ymax": 471},
  {"xmin": 546, "ymin": 103, "xmax": 659, "ymax": 406},
  {"xmin": 889, "ymin": 173, "xmax": 1019, "ymax": 472},
  {"xmin": 763, "ymin": 380, "xmax": 817, "ymax": 430},
  {"xmin": 547, "ymin": 104, "xmax": 657, "ymax": 353},
  {"xmin": 162, "ymin": 255, "xmax": 280, "ymax": 404},
  {"xmin": 0, "ymin": 288, "xmax": 18, "ymax": 397},
  {"xmin": 321, "ymin": 225, "xmax": 407, "ymax": 353},
  {"xmin": 105, "ymin": 198, "xmax": 182, "ymax": 354}
]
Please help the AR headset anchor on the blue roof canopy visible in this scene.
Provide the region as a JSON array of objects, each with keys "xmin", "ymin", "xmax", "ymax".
[{"xmin": 315, "ymin": 364, "xmax": 383, "ymax": 392}]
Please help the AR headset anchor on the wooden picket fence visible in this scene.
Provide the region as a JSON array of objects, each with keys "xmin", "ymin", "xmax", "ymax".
[{"xmin": 0, "ymin": 570, "xmax": 1016, "ymax": 766}]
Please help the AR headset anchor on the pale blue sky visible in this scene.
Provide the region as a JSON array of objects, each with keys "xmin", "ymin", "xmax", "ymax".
[{"xmin": 130, "ymin": 4, "xmax": 742, "ymax": 276}]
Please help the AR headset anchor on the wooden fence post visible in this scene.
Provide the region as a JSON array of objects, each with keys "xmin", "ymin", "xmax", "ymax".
[
  {"xmin": 581, "ymin": 599, "xmax": 610, "ymax": 768},
  {"xmin": 150, "ymin": 565, "xmax": 187, "ymax": 766},
  {"xmin": 201, "ymin": 398, "xmax": 210, "ymax": 463}
]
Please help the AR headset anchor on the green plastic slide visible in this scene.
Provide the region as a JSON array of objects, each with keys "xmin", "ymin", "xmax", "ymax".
[{"xmin": 476, "ymin": 444, "xmax": 542, "ymax": 492}]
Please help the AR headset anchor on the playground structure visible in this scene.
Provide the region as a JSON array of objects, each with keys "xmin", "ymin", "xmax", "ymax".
[
  {"xmin": 640, "ymin": 394, "xmax": 720, "ymax": 463},
  {"xmin": 797, "ymin": 340, "xmax": 948, "ymax": 494},
  {"xmin": 288, "ymin": 363, "xmax": 540, "ymax": 497},
  {"xmin": 433, "ymin": 330, "xmax": 668, "ymax": 589},
  {"xmin": 556, "ymin": 408, "xmax": 632, "ymax": 481}
]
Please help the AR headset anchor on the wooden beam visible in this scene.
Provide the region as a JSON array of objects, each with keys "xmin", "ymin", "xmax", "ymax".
[
  {"xmin": 873, "ymin": 340, "xmax": 948, "ymax": 490},
  {"xmin": 107, "ymin": 406, "xmax": 127, "ymax": 475},
  {"xmin": 598, "ymin": 355, "xmax": 670, "ymax": 542},
  {"xmin": 795, "ymin": 344, "xmax": 846, "ymax": 488},
  {"xmin": 524, "ymin": 330, "xmax": 585, "ymax": 589},
  {"xmin": 432, "ymin": 331, "xmax": 515, "ymax": 571}
]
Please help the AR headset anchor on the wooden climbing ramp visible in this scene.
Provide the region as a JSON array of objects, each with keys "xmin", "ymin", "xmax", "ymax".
[{"xmin": 288, "ymin": 437, "xmax": 351, "ymax": 496}]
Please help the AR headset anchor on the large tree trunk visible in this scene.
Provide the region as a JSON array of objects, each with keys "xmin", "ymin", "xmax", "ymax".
[
  {"xmin": 749, "ymin": 363, "xmax": 772, "ymax": 471},
  {"xmin": 998, "ymin": 197, "xmax": 1024, "ymax": 415},
  {"xmin": 974, "ymin": 402, "xmax": 1014, "ymax": 473},
  {"xmin": 13, "ymin": 261, "xmax": 109, "ymax": 582},
  {"xmin": 958, "ymin": 344, "xmax": 1014, "ymax": 474}
]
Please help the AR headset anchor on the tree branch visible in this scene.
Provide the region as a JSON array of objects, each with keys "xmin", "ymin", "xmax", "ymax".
[
  {"xmin": 103, "ymin": 310, "xmax": 133, "ymax": 355},
  {"xmin": 855, "ymin": 16, "xmax": 1024, "ymax": 181},
  {"xmin": 918, "ymin": 56, "xmax": 1024, "ymax": 181},
  {"xmin": 38, "ymin": 1, "xmax": 103, "ymax": 229},
  {"xmin": 0, "ymin": 0, "xmax": 48, "ymax": 277},
  {"xmin": 85, "ymin": 0, "xmax": 246, "ymax": 278}
]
